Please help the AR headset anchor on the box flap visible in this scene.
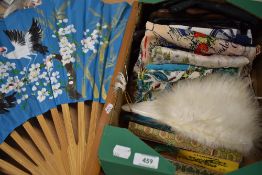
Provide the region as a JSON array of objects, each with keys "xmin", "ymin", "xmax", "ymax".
[{"xmin": 99, "ymin": 125, "xmax": 175, "ymax": 175}]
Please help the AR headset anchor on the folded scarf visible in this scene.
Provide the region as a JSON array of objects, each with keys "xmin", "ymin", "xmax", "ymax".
[
  {"xmin": 151, "ymin": 46, "xmax": 250, "ymax": 68},
  {"xmin": 137, "ymin": 29, "xmax": 187, "ymax": 67},
  {"xmin": 170, "ymin": 24, "xmax": 252, "ymax": 46},
  {"xmin": 145, "ymin": 22, "xmax": 258, "ymax": 61},
  {"xmin": 135, "ymin": 66, "xmax": 238, "ymax": 102},
  {"xmin": 137, "ymin": 23, "xmax": 258, "ymax": 67}
]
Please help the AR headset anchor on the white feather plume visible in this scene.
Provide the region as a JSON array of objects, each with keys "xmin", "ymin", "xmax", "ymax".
[{"xmin": 122, "ymin": 74, "xmax": 261, "ymax": 153}]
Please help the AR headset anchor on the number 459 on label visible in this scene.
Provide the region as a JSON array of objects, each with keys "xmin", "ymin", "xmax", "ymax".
[{"xmin": 133, "ymin": 153, "xmax": 159, "ymax": 169}]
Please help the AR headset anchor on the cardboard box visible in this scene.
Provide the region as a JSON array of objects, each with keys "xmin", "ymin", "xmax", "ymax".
[
  {"xmin": 98, "ymin": 125, "xmax": 176, "ymax": 175},
  {"xmin": 92, "ymin": 1, "xmax": 262, "ymax": 175}
]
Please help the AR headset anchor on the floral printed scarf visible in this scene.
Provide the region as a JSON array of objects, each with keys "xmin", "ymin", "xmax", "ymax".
[
  {"xmin": 140, "ymin": 22, "xmax": 259, "ymax": 64},
  {"xmin": 170, "ymin": 24, "xmax": 253, "ymax": 46},
  {"xmin": 151, "ymin": 46, "xmax": 250, "ymax": 68},
  {"xmin": 135, "ymin": 65, "xmax": 238, "ymax": 102}
]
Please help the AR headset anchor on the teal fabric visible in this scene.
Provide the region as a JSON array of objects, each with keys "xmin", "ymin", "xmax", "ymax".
[{"xmin": 146, "ymin": 64, "xmax": 189, "ymax": 71}]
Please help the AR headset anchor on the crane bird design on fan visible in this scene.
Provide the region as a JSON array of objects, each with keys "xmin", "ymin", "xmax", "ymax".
[{"xmin": 0, "ymin": 18, "xmax": 48, "ymax": 68}]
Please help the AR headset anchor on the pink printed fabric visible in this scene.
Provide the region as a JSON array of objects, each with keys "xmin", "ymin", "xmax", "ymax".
[{"xmin": 140, "ymin": 22, "xmax": 258, "ymax": 64}]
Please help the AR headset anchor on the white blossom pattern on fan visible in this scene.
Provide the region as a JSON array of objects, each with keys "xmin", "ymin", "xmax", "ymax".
[
  {"xmin": 0, "ymin": 53, "xmax": 64, "ymax": 107},
  {"xmin": 37, "ymin": 88, "xmax": 49, "ymax": 102},
  {"xmin": 81, "ymin": 22, "xmax": 107, "ymax": 54},
  {"xmin": 0, "ymin": 62, "xmax": 15, "ymax": 79},
  {"xmin": 0, "ymin": 76, "xmax": 25, "ymax": 94},
  {"xmin": 55, "ymin": 19, "xmax": 77, "ymax": 66},
  {"xmin": 28, "ymin": 63, "xmax": 41, "ymax": 82}
]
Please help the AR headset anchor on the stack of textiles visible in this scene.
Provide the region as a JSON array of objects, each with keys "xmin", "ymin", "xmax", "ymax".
[
  {"xmin": 123, "ymin": 18, "xmax": 261, "ymax": 174},
  {"xmin": 133, "ymin": 21, "xmax": 259, "ymax": 102}
]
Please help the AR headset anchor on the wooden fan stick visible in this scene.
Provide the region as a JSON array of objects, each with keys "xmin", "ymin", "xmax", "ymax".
[
  {"xmin": 84, "ymin": 102, "xmax": 104, "ymax": 174},
  {"xmin": 10, "ymin": 131, "xmax": 45, "ymax": 166},
  {"xmin": 0, "ymin": 159, "xmax": 30, "ymax": 175},
  {"xmin": 36, "ymin": 115, "xmax": 68, "ymax": 175},
  {"xmin": 50, "ymin": 107, "xmax": 72, "ymax": 175},
  {"xmin": 0, "ymin": 142, "xmax": 40, "ymax": 174},
  {"xmin": 37, "ymin": 115, "xmax": 60, "ymax": 153},
  {"xmin": 9, "ymin": 131, "xmax": 55, "ymax": 174},
  {"xmin": 76, "ymin": 102, "xmax": 86, "ymax": 175}
]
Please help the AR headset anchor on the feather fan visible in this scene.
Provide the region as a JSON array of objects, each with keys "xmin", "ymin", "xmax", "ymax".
[{"xmin": 122, "ymin": 74, "xmax": 261, "ymax": 154}]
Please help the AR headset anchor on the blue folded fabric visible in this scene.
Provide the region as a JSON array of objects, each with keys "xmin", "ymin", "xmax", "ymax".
[
  {"xmin": 209, "ymin": 28, "xmax": 253, "ymax": 46},
  {"xmin": 0, "ymin": 0, "xmax": 131, "ymax": 143},
  {"xmin": 146, "ymin": 64, "xmax": 190, "ymax": 71}
]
